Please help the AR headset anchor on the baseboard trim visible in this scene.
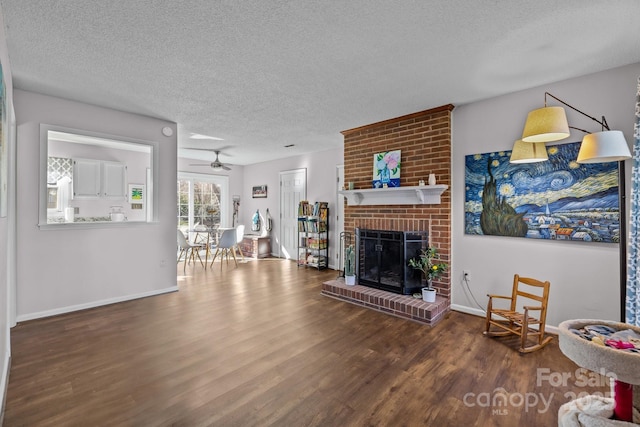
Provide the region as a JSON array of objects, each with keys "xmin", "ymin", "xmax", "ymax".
[
  {"xmin": 15, "ymin": 286, "xmax": 179, "ymax": 323},
  {"xmin": 0, "ymin": 350, "xmax": 10, "ymax": 426},
  {"xmin": 451, "ymin": 303, "xmax": 485, "ymax": 318},
  {"xmin": 451, "ymin": 303, "xmax": 559, "ymax": 336}
]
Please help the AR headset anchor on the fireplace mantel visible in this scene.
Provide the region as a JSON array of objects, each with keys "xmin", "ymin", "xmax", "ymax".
[{"xmin": 338, "ymin": 185, "xmax": 448, "ymax": 206}]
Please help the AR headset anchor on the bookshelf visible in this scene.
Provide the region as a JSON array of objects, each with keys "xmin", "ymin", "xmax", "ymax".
[{"xmin": 297, "ymin": 201, "xmax": 329, "ymax": 270}]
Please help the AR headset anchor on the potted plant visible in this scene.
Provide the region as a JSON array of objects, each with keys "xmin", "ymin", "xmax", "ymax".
[
  {"xmin": 345, "ymin": 244, "xmax": 356, "ymax": 285},
  {"xmin": 408, "ymin": 246, "xmax": 448, "ymax": 302}
]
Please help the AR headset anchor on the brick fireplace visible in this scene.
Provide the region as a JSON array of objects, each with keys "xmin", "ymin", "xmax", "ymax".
[{"xmin": 322, "ymin": 105, "xmax": 453, "ymax": 326}]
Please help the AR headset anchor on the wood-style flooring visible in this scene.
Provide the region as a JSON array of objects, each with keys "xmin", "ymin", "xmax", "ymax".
[{"xmin": 4, "ymin": 258, "xmax": 609, "ymax": 426}]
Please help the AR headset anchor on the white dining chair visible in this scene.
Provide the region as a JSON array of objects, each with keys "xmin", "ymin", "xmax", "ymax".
[
  {"xmin": 177, "ymin": 229, "xmax": 205, "ymax": 272},
  {"xmin": 210, "ymin": 228, "xmax": 238, "ymax": 269},
  {"xmin": 234, "ymin": 224, "xmax": 245, "ymax": 262}
]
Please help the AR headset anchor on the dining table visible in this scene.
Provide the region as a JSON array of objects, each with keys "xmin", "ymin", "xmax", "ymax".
[
  {"xmin": 190, "ymin": 226, "xmax": 236, "ymax": 267},
  {"xmin": 189, "ymin": 227, "xmax": 216, "ymax": 268}
]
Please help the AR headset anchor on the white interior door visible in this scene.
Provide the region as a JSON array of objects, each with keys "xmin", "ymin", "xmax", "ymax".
[{"xmin": 279, "ymin": 168, "xmax": 306, "ymax": 259}]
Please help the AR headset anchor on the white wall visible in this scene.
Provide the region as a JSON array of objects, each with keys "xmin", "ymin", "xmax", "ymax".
[
  {"xmin": 14, "ymin": 89, "xmax": 178, "ymax": 320},
  {"xmin": 452, "ymin": 62, "xmax": 640, "ymax": 326},
  {"xmin": 242, "ymin": 148, "xmax": 343, "ymax": 266},
  {"xmin": 0, "ymin": 4, "xmax": 15, "ymax": 417}
]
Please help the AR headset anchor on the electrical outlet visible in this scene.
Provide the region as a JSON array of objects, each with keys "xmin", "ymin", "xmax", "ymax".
[{"xmin": 463, "ymin": 270, "xmax": 471, "ymax": 281}]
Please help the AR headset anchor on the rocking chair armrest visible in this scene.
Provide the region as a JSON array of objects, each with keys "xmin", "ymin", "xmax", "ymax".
[
  {"xmin": 487, "ymin": 294, "xmax": 512, "ymax": 301},
  {"xmin": 523, "ymin": 305, "xmax": 543, "ymax": 311}
]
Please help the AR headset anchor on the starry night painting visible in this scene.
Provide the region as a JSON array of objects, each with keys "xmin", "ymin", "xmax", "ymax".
[{"xmin": 465, "ymin": 142, "xmax": 620, "ymax": 243}]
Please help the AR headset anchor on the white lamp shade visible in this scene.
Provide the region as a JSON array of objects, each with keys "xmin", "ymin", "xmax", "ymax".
[
  {"xmin": 577, "ymin": 131, "xmax": 632, "ymax": 163},
  {"xmin": 522, "ymin": 106, "xmax": 570, "ymax": 143},
  {"xmin": 510, "ymin": 140, "xmax": 549, "ymax": 163}
]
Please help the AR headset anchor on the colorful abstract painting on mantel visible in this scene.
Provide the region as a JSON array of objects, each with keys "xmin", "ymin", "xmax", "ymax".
[
  {"xmin": 465, "ymin": 142, "xmax": 620, "ymax": 243},
  {"xmin": 372, "ymin": 150, "xmax": 401, "ymax": 188}
]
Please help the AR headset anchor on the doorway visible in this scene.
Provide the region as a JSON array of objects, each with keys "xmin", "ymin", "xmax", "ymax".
[
  {"xmin": 279, "ymin": 168, "xmax": 306, "ymax": 259},
  {"xmin": 177, "ymin": 172, "xmax": 229, "ymax": 234}
]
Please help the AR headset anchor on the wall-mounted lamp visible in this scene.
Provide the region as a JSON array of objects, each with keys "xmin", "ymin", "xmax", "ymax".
[
  {"xmin": 515, "ymin": 91, "xmax": 632, "ymax": 323},
  {"xmin": 517, "ymin": 92, "xmax": 632, "ymax": 163},
  {"xmin": 576, "ymin": 130, "xmax": 631, "ymax": 164},
  {"xmin": 521, "ymin": 105, "xmax": 570, "ymax": 143},
  {"xmin": 509, "ymin": 140, "xmax": 548, "ymax": 163}
]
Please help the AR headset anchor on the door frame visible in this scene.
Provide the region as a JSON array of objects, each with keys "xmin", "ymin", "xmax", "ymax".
[{"xmin": 279, "ymin": 168, "xmax": 306, "ymax": 259}]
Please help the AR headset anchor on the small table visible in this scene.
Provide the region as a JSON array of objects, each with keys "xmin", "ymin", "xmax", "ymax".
[{"xmin": 239, "ymin": 235, "xmax": 271, "ymax": 258}]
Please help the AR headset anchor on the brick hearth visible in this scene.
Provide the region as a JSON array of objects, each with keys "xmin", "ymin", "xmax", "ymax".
[{"xmin": 322, "ymin": 279, "xmax": 449, "ymax": 326}]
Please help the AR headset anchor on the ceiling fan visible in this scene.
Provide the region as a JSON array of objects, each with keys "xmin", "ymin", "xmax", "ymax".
[{"xmin": 188, "ymin": 149, "xmax": 232, "ymax": 171}]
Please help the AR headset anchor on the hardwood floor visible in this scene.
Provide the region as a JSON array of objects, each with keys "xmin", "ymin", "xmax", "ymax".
[{"xmin": 4, "ymin": 259, "xmax": 609, "ymax": 426}]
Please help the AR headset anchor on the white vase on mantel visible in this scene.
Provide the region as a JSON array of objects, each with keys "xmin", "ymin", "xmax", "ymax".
[{"xmin": 428, "ymin": 173, "xmax": 436, "ymax": 186}]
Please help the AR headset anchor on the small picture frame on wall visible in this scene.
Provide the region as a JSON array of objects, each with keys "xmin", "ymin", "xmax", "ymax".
[
  {"xmin": 129, "ymin": 184, "xmax": 145, "ymax": 205},
  {"xmin": 252, "ymin": 185, "xmax": 267, "ymax": 198}
]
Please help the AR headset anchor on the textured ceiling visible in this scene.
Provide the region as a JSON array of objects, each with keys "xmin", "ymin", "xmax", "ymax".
[{"xmin": 2, "ymin": 1, "xmax": 640, "ymax": 165}]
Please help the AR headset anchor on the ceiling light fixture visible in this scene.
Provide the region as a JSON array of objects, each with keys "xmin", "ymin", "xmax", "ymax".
[{"xmin": 517, "ymin": 91, "xmax": 632, "ymax": 324}]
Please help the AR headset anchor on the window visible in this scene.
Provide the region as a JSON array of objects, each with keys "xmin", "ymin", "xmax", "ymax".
[
  {"xmin": 39, "ymin": 124, "xmax": 158, "ymax": 227},
  {"xmin": 178, "ymin": 172, "xmax": 229, "ymax": 234}
]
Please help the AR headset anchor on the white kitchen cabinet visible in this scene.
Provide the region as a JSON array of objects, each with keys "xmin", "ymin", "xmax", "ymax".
[
  {"xmin": 72, "ymin": 159, "xmax": 101, "ymax": 198},
  {"xmin": 72, "ymin": 159, "xmax": 126, "ymax": 199},
  {"xmin": 102, "ymin": 161, "xmax": 127, "ymax": 198}
]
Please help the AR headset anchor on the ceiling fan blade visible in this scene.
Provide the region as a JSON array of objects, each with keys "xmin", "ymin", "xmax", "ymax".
[
  {"xmin": 189, "ymin": 149, "xmax": 232, "ymax": 170},
  {"xmin": 188, "ymin": 163, "xmax": 212, "ymax": 166},
  {"xmin": 211, "ymin": 163, "xmax": 232, "ymax": 171}
]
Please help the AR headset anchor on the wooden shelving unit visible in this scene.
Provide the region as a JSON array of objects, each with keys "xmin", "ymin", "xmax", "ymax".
[{"xmin": 297, "ymin": 201, "xmax": 329, "ymax": 270}]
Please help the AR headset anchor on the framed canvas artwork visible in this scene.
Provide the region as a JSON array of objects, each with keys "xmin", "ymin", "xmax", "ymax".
[
  {"xmin": 465, "ymin": 142, "xmax": 619, "ymax": 243},
  {"xmin": 372, "ymin": 150, "xmax": 401, "ymax": 188},
  {"xmin": 129, "ymin": 184, "xmax": 145, "ymax": 205},
  {"xmin": 252, "ymin": 185, "xmax": 267, "ymax": 198}
]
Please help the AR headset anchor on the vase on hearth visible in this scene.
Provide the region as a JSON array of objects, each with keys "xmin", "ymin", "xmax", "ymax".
[{"xmin": 422, "ymin": 280, "xmax": 436, "ymax": 302}]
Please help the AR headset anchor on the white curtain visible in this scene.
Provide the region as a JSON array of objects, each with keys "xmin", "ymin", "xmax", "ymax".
[{"xmin": 626, "ymin": 77, "xmax": 640, "ymax": 326}]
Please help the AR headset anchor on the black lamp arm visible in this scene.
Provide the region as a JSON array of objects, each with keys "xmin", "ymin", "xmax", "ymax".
[
  {"xmin": 569, "ymin": 125, "xmax": 590, "ymax": 134},
  {"xmin": 544, "ymin": 92, "xmax": 610, "ymax": 131}
]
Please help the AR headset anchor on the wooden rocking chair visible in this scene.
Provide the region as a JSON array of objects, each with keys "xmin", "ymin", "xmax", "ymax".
[{"xmin": 484, "ymin": 274, "xmax": 553, "ymax": 353}]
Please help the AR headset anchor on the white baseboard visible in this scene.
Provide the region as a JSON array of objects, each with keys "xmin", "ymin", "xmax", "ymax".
[
  {"xmin": 451, "ymin": 303, "xmax": 559, "ymax": 336},
  {"xmin": 15, "ymin": 286, "xmax": 179, "ymax": 323},
  {"xmin": 451, "ymin": 303, "xmax": 485, "ymax": 318},
  {"xmin": 545, "ymin": 325, "xmax": 559, "ymax": 335}
]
